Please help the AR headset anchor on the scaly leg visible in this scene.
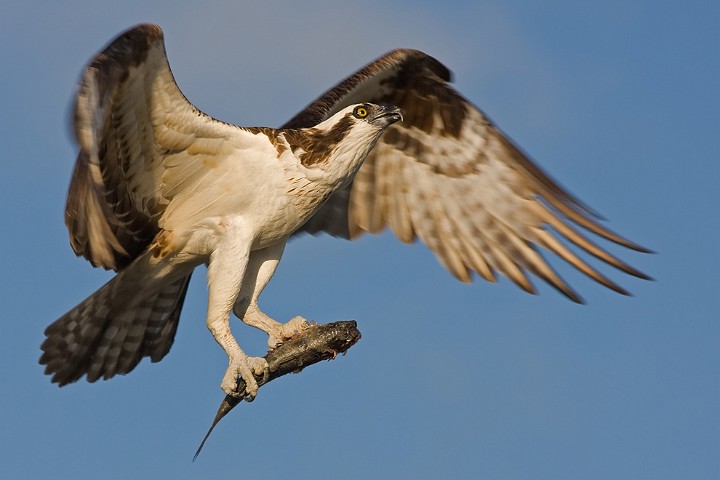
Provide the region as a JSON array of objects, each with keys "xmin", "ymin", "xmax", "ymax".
[
  {"xmin": 206, "ymin": 232, "xmax": 268, "ymax": 400},
  {"xmin": 233, "ymin": 240, "xmax": 309, "ymax": 349}
]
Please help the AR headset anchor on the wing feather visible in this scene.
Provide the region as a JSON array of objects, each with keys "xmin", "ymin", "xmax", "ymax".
[
  {"xmin": 386, "ymin": 155, "xmax": 414, "ymax": 243},
  {"xmin": 289, "ymin": 49, "xmax": 649, "ymax": 299},
  {"xmin": 425, "ymin": 176, "xmax": 470, "ymax": 282},
  {"xmin": 481, "ymin": 221, "xmax": 536, "ymax": 295},
  {"xmin": 527, "ymin": 200, "xmax": 650, "ymax": 279},
  {"xmin": 67, "ymin": 23, "xmax": 239, "ymax": 271}
]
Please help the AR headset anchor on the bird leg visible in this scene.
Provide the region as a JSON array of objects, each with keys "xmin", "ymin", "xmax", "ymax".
[
  {"xmin": 233, "ymin": 241, "xmax": 310, "ymax": 350},
  {"xmin": 206, "ymin": 235, "xmax": 268, "ymax": 399},
  {"xmin": 208, "ymin": 311, "xmax": 268, "ymax": 399},
  {"xmin": 245, "ymin": 310, "xmax": 309, "ymax": 349}
]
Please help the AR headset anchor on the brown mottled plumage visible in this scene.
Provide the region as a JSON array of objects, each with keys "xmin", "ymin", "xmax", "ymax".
[{"xmin": 289, "ymin": 49, "xmax": 651, "ymax": 298}]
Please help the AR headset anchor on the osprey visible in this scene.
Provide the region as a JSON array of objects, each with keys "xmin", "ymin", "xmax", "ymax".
[{"xmin": 41, "ymin": 24, "xmax": 649, "ymax": 399}]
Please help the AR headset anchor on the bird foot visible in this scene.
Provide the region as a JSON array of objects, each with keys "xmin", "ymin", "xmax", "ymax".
[
  {"xmin": 221, "ymin": 354, "xmax": 269, "ymax": 400},
  {"xmin": 267, "ymin": 316, "xmax": 310, "ymax": 349}
]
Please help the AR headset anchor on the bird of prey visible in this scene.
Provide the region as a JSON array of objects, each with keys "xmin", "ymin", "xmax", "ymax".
[{"xmin": 40, "ymin": 24, "xmax": 649, "ymax": 399}]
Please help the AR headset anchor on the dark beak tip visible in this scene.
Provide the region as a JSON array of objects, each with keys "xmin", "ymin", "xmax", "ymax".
[
  {"xmin": 373, "ymin": 105, "xmax": 403, "ymax": 124},
  {"xmin": 387, "ymin": 106, "xmax": 403, "ymax": 123}
]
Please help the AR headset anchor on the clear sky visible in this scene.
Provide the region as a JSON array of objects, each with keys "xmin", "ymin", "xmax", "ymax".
[{"xmin": 1, "ymin": 1, "xmax": 718, "ymax": 479}]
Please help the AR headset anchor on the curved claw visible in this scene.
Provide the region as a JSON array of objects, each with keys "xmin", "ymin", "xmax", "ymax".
[
  {"xmin": 221, "ymin": 355, "xmax": 269, "ymax": 400},
  {"xmin": 268, "ymin": 316, "xmax": 311, "ymax": 349}
]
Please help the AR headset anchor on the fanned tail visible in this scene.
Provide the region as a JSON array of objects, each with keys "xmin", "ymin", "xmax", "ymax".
[{"xmin": 40, "ymin": 254, "xmax": 192, "ymax": 385}]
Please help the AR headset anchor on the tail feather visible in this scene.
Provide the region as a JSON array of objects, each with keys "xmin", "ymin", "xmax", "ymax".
[
  {"xmin": 40, "ymin": 267, "xmax": 192, "ymax": 386},
  {"xmin": 143, "ymin": 274, "xmax": 192, "ymax": 362}
]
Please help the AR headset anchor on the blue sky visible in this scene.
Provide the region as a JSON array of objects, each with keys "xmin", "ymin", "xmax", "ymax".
[{"xmin": 1, "ymin": 1, "xmax": 718, "ymax": 478}]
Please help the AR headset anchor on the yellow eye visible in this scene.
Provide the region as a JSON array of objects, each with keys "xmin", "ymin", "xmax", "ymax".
[{"xmin": 354, "ymin": 105, "xmax": 369, "ymax": 118}]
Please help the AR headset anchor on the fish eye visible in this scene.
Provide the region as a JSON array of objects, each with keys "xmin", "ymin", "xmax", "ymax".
[{"xmin": 353, "ymin": 105, "xmax": 369, "ymax": 119}]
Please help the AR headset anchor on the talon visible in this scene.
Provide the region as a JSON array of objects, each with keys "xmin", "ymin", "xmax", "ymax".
[
  {"xmin": 267, "ymin": 336, "xmax": 283, "ymax": 350},
  {"xmin": 221, "ymin": 355, "xmax": 269, "ymax": 400},
  {"xmin": 283, "ymin": 316, "xmax": 310, "ymax": 337},
  {"xmin": 267, "ymin": 316, "xmax": 311, "ymax": 349}
]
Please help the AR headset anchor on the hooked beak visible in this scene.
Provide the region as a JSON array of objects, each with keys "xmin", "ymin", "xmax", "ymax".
[{"xmin": 372, "ymin": 105, "xmax": 403, "ymax": 125}]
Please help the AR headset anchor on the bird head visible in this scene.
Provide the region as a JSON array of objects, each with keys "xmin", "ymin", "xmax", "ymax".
[
  {"xmin": 312, "ymin": 102, "xmax": 403, "ymax": 143},
  {"xmin": 291, "ymin": 103, "xmax": 402, "ymax": 185},
  {"xmin": 348, "ymin": 103, "xmax": 404, "ymax": 127}
]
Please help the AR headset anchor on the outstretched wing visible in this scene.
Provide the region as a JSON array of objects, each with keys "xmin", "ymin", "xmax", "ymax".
[
  {"xmin": 286, "ymin": 49, "xmax": 650, "ymax": 302},
  {"xmin": 67, "ymin": 23, "xmax": 238, "ymax": 271},
  {"xmin": 47, "ymin": 24, "xmax": 251, "ymax": 382}
]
